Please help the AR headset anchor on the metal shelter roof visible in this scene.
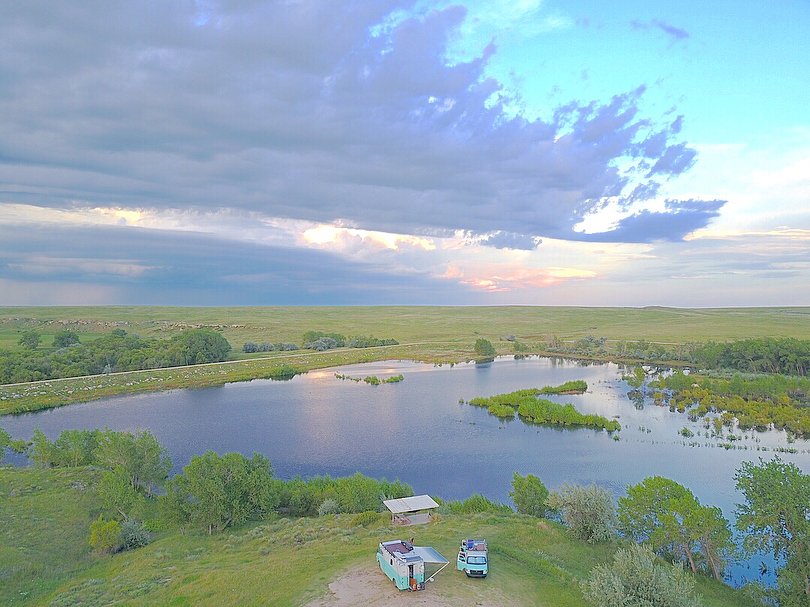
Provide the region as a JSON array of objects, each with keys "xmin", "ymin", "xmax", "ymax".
[{"xmin": 383, "ymin": 494, "xmax": 439, "ymax": 514}]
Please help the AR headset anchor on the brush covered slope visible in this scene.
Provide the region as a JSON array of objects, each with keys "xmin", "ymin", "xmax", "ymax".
[{"xmin": 0, "ymin": 465, "xmax": 755, "ymax": 607}]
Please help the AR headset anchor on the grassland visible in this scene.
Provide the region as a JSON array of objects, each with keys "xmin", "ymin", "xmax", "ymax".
[
  {"xmin": 2, "ymin": 306, "xmax": 809, "ymax": 415},
  {"xmin": 4, "ymin": 305, "xmax": 810, "ymax": 348},
  {"xmin": 0, "ymin": 465, "xmax": 755, "ymax": 607}
]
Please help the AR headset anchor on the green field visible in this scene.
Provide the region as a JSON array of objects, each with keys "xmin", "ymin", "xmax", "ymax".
[
  {"xmin": 3, "ymin": 306, "xmax": 810, "ymax": 349},
  {"xmin": 0, "ymin": 466, "xmax": 755, "ymax": 607}
]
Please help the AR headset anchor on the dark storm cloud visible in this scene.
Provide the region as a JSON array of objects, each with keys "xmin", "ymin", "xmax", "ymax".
[
  {"xmin": 0, "ymin": 223, "xmax": 472, "ymax": 305},
  {"xmin": 1, "ymin": 1, "xmax": 709, "ymax": 245},
  {"xmin": 478, "ymin": 231, "xmax": 541, "ymax": 250}
]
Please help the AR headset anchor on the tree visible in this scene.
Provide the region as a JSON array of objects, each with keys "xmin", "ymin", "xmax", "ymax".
[
  {"xmin": 510, "ymin": 472, "xmax": 549, "ymax": 517},
  {"xmin": 547, "ymin": 483, "xmax": 616, "ymax": 543},
  {"xmin": 581, "ymin": 544, "xmax": 699, "ymax": 607},
  {"xmin": 687, "ymin": 502, "xmax": 733, "ymax": 581},
  {"xmin": 302, "ymin": 331, "xmax": 346, "ymax": 347},
  {"xmin": 333, "ymin": 473, "xmax": 385, "ymax": 513},
  {"xmin": 618, "ymin": 476, "xmax": 732, "ymax": 579},
  {"xmin": 98, "ymin": 469, "xmax": 145, "ymax": 520},
  {"xmin": 18, "ymin": 330, "xmax": 41, "ymax": 350},
  {"xmin": 0, "ymin": 427, "xmax": 9, "ymax": 463},
  {"xmin": 624, "ymin": 366, "xmax": 646, "ymax": 389},
  {"xmin": 736, "ymin": 458, "xmax": 810, "ymax": 602},
  {"xmin": 30, "ymin": 429, "xmax": 57, "ymax": 467},
  {"xmin": 168, "ymin": 328, "xmax": 231, "ymax": 365},
  {"xmin": 52, "ymin": 329, "xmax": 80, "ymax": 348},
  {"xmin": 474, "ymin": 338, "xmax": 496, "ymax": 358},
  {"xmin": 166, "ymin": 451, "xmax": 278, "ymax": 534},
  {"xmin": 52, "ymin": 429, "xmax": 100, "ymax": 467},
  {"xmin": 95, "ymin": 429, "xmax": 171, "ymax": 495}
]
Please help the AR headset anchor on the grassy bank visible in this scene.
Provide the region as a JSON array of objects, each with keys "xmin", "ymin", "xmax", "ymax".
[
  {"xmin": 0, "ymin": 342, "xmax": 472, "ymax": 415},
  {"xmin": 0, "ymin": 466, "xmax": 755, "ymax": 607}
]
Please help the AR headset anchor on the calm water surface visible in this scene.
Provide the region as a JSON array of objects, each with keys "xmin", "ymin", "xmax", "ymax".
[{"xmin": 3, "ymin": 356, "xmax": 808, "ymax": 585}]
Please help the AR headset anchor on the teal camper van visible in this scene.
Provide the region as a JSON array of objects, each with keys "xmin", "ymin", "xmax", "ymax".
[
  {"xmin": 377, "ymin": 540, "xmax": 449, "ymax": 591},
  {"xmin": 457, "ymin": 539, "xmax": 488, "ymax": 577}
]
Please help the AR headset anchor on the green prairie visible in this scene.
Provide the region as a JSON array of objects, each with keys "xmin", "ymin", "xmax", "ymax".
[
  {"xmin": 0, "ymin": 466, "xmax": 755, "ymax": 607},
  {"xmin": 3, "ymin": 306, "xmax": 810, "ymax": 349}
]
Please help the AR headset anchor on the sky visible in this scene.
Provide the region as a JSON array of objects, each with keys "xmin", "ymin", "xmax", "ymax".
[{"xmin": 1, "ymin": 0, "xmax": 808, "ymax": 307}]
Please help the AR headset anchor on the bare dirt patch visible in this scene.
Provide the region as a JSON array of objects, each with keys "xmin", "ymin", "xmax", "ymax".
[{"xmin": 304, "ymin": 563, "xmax": 522, "ymax": 607}]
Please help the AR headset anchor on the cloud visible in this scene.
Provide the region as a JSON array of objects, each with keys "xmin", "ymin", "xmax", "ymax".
[
  {"xmin": 7, "ymin": 257, "xmax": 157, "ymax": 278},
  {"xmin": 0, "ymin": 1, "xmax": 710, "ymax": 246},
  {"xmin": 631, "ymin": 19, "xmax": 689, "ymax": 44},
  {"xmin": 526, "ymin": 229, "xmax": 809, "ymax": 307},
  {"xmin": 575, "ymin": 199, "xmax": 725, "ymax": 243},
  {"xmin": 477, "ymin": 231, "xmax": 541, "ymax": 250},
  {"xmin": 651, "ymin": 20, "xmax": 689, "ymax": 42},
  {"xmin": 0, "ymin": 222, "xmax": 475, "ymax": 305},
  {"xmin": 444, "ymin": 262, "xmax": 596, "ymax": 292},
  {"xmin": 647, "ymin": 142, "xmax": 697, "ymax": 176}
]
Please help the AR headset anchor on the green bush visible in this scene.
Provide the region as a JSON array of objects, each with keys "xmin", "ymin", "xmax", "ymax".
[
  {"xmin": 53, "ymin": 329, "xmax": 80, "ymax": 348},
  {"xmin": 474, "ymin": 338, "xmax": 496, "ymax": 358},
  {"xmin": 442, "ymin": 494, "xmax": 512, "ymax": 514},
  {"xmin": 581, "ymin": 544, "xmax": 699, "ymax": 607},
  {"xmin": 350, "ymin": 510, "xmax": 382, "ymax": 527},
  {"xmin": 347, "ymin": 335, "xmax": 399, "ymax": 348},
  {"xmin": 119, "ymin": 520, "xmax": 151, "ymax": 551},
  {"xmin": 317, "ymin": 498, "xmax": 340, "ymax": 516},
  {"xmin": 277, "ymin": 473, "xmax": 412, "ymax": 518},
  {"xmin": 513, "ymin": 340, "xmax": 531, "ymax": 353},
  {"xmin": 303, "ymin": 331, "xmax": 346, "ymax": 351},
  {"xmin": 88, "ymin": 516, "xmax": 121, "ymax": 554},
  {"xmin": 547, "ymin": 483, "xmax": 616, "ymax": 543},
  {"xmin": 18, "ymin": 329, "xmax": 41, "ymax": 350}
]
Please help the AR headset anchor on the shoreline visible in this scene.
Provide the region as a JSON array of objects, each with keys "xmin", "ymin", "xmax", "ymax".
[{"xmin": 0, "ymin": 346, "xmax": 677, "ymax": 416}]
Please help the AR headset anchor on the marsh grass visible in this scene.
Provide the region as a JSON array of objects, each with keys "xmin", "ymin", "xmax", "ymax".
[{"xmin": 465, "ymin": 387, "xmax": 620, "ymax": 432}]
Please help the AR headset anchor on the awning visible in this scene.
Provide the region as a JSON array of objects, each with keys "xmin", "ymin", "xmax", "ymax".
[
  {"xmin": 383, "ymin": 494, "xmax": 439, "ymax": 514},
  {"xmin": 411, "ymin": 546, "xmax": 449, "ymax": 579},
  {"xmin": 411, "ymin": 546, "xmax": 448, "ymax": 565}
]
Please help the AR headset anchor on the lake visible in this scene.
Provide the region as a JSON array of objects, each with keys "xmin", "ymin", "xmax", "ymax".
[{"xmin": 2, "ymin": 356, "xmax": 808, "ymax": 585}]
